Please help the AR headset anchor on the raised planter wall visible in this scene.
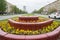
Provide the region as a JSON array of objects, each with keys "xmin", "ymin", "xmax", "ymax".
[
  {"xmin": 0, "ymin": 26, "xmax": 60, "ymax": 40},
  {"xmin": 19, "ymin": 16, "xmax": 38, "ymax": 22},
  {"xmin": 8, "ymin": 19, "xmax": 54, "ymax": 30}
]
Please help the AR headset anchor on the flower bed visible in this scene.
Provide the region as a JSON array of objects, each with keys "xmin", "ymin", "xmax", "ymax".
[
  {"xmin": 0, "ymin": 26, "xmax": 60, "ymax": 40},
  {"xmin": 0, "ymin": 20, "xmax": 59, "ymax": 35},
  {"xmin": 8, "ymin": 19, "xmax": 54, "ymax": 30},
  {"xmin": 0, "ymin": 16, "xmax": 60, "ymax": 40}
]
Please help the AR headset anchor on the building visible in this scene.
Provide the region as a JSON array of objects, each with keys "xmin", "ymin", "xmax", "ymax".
[
  {"xmin": 6, "ymin": 2, "xmax": 14, "ymax": 14},
  {"xmin": 42, "ymin": 0, "xmax": 60, "ymax": 14}
]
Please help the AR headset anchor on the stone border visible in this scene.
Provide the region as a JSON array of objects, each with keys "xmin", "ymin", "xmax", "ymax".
[
  {"xmin": 0, "ymin": 26, "xmax": 60, "ymax": 40},
  {"xmin": 8, "ymin": 19, "xmax": 54, "ymax": 30}
]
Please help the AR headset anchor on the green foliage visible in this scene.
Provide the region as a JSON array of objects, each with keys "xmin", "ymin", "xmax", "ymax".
[
  {"xmin": 0, "ymin": 0, "xmax": 6, "ymax": 12},
  {"xmin": 22, "ymin": 14, "xmax": 34, "ymax": 16},
  {"xmin": 38, "ymin": 7, "xmax": 44, "ymax": 13},
  {"xmin": 32, "ymin": 10, "xmax": 38, "ymax": 13},
  {"xmin": 11, "ymin": 6, "xmax": 27, "ymax": 14},
  {"xmin": 32, "ymin": 7, "xmax": 44, "ymax": 14},
  {"xmin": 11, "ymin": 6, "xmax": 19, "ymax": 13}
]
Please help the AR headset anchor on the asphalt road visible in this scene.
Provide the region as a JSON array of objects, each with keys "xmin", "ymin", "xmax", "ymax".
[
  {"xmin": 35, "ymin": 14, "xmax": 60, "ymax": 21},
  {"xmin": 0, "ymin": 14, "xmax": 60, "ymax": 21},
  {"xmin": 0, "ymin": 14, "xmax": 22, "ymax": 20}
]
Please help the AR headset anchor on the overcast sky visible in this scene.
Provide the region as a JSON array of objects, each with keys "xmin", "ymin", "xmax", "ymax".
[{"xmin": 6, "ymin": 0, "xmax": 56, "ymax": 13}]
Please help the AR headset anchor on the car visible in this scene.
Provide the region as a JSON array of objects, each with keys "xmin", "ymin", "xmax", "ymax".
[
  {"xmin": 48, "ymin": 12, "xmax": 60, "ymax": 19},
  {"xmin": 0, "ymin": 12, "xmax": 7, "ymax": 15}
]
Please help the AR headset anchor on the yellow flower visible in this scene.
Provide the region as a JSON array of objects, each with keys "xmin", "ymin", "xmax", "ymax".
[
  {"xmin": 20, "ymin": 29, "xmax": 24, "ymax": 32},
  {"xmin": 16, "ymin": 29, "xmax": 19, "ymax": 34},
  {"xmin": 32, "ymin": 32, "xmax": 35, "ymax": 35}
]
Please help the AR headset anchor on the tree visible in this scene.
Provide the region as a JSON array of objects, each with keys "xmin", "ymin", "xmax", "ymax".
[
  {"xmin": 11, "ymin": 6, "xmax": 19, "ymax": 14},
  {"xmin": 37, "ymin": 7, "xmax": 44, "ymax": 13},
  {"xmin": 0, "ymin": 0, "xmax": 6, "ymax": 14},
  {"xmin": 32, "ymin": 7, "xmax": 44, "ymax": 14},
  {"xmin": 11, "ymin": 5, "xmax": 28, "ymax": 14},
  {"xmin": 32, "ymin": 9, "xmax": 38, "ymax": 13},
  {"xmin": 13, "ymin": 6, "xmax": 18, "ymax": 13}
]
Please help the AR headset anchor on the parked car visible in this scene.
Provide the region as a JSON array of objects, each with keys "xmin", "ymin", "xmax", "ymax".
[
  {"xmin": 0, "ymin": 12, "xmax": 7, "ymax": 15},
  {"xmin": 48, "ymin": 12, "xmax": 60, "ymax": 18}
]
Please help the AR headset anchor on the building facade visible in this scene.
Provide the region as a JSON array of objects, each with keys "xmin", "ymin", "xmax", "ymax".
[
  {"xmin": 6, "ymin": 2, "xmax": 14, "ymax": 14},
  {"xmin": 43, "ymin": 0, "xmax": 60, "ymax": 14}
]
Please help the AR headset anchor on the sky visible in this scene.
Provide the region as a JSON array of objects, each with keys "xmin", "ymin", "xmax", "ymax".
[{"xmin": 6, "ymin": 0, "xmax": 56, "ymax": 13}]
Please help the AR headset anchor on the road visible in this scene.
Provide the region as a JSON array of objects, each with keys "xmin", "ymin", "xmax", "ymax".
[
  {"xmin": 35, "ymin": 14, "xmax": 60, "ymax": 21},
  {"xmin": 0, "ymin": 14, "xmax": 22, "ymax": 20},
  {"xmin": 0, "ymin": 14, "xmax": 60, "ymax": 21},
  {"xmin": 0, "ymin": 14, "xmax": 47, "ymax": 20}
]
